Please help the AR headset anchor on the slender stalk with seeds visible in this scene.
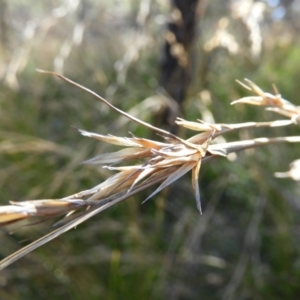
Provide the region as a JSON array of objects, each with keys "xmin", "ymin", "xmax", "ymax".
[{"xmin": 0, "ymin": 75, "xmax": 299, "ymax": 270}]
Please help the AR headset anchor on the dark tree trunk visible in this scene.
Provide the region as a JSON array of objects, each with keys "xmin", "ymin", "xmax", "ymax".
[{"xmin": 156, "ymin": 0, "xmax": 202, "ymax": 134}]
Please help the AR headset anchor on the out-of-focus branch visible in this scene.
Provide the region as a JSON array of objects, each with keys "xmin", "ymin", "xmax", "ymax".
[{"xmin": 156, "ymin": 0, "xmax": 204, "ymax": 133}]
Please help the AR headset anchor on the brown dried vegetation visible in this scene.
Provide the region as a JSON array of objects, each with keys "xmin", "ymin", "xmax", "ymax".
[{"xmin": 0, "ymin": 74, "xmax": 300, "ymax": 270}]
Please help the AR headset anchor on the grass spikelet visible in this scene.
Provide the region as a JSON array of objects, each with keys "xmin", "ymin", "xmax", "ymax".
[{"xmin": 1, "ymin": 73, "xmax": 300, "ymax": 270}]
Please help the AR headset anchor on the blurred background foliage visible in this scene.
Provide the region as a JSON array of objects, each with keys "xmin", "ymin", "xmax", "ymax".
[{"xmin": 1, "ymin": 0, "xmax": 300, "ymax": 299}]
